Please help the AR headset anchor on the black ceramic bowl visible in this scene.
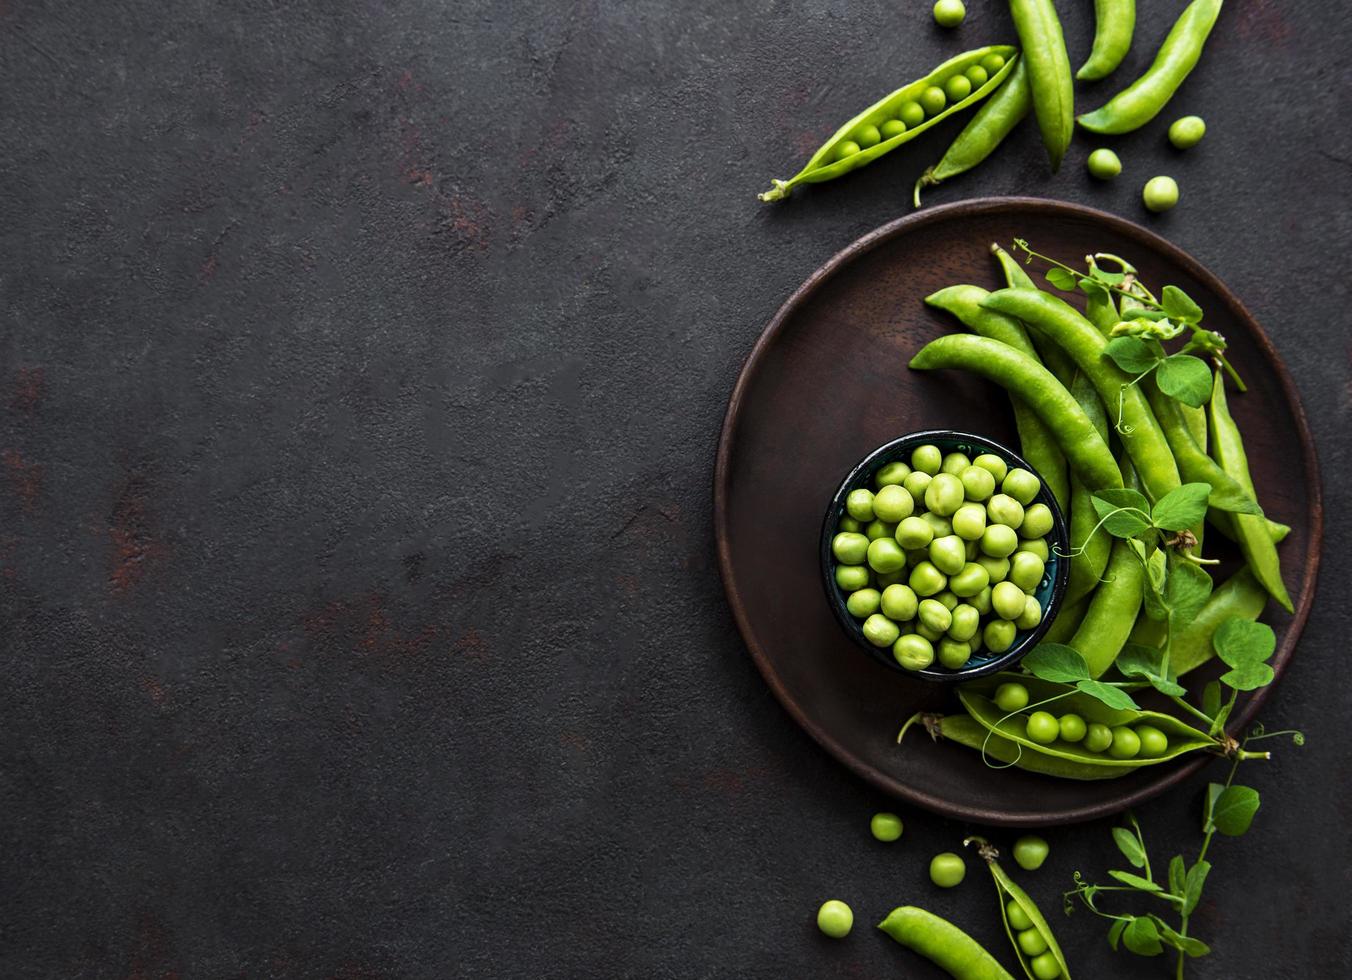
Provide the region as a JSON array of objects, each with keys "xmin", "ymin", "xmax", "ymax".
[{"xmin": 820, "ymin": 430, "xmax": 1070, "ymax": 682}]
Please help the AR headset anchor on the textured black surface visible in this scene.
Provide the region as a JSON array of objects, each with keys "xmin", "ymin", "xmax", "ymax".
[{"xmin": 1, "ymin": 2, "xmax": 1348, "ymax": 977}]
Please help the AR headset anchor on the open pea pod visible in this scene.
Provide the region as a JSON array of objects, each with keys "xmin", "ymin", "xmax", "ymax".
[
  {"xmin": 967, "ymin": 837, "xmax": 1072, "ymax": 980},
  {"xmin": 900, "ymin": 712, "xmax": 1125, "ymax": 780},
  {"xmin": 958, "ymin": 675, "xmax": 1216, "ymax": 769},
  {"xmin": 759, "ymin": 46, "xmax": 1017, "ymax": 202}
]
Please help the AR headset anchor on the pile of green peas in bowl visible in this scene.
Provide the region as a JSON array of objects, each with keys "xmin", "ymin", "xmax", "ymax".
[{"xmin": 821, "ymin": 431, "xmax": 1068, "ymax": 681}]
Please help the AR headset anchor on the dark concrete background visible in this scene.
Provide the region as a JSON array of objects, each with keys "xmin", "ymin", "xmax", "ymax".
[{"xmin": 2, "ymin": 1, "xmax": 1348, "ymax": 977}]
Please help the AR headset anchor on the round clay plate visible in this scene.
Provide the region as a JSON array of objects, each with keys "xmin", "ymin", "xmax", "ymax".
[{"xmin": 714, "ymin": 197, "xmax": 1321, "ymax": 826}]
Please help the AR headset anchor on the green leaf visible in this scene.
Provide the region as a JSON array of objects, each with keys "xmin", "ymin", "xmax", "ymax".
[
  {"xmin": 1201, "ymin": 782, "xmax": 1225, "ymax": 832},
  {"xmin": 1107, "ymin": 917, "xmax": 1128, "ymax": 951},
  {"xmin": 1112, "ymin": 827, "xmax": 1147, "ymax": 869},
  {"xmin": 1045, "ymin": 267, "xmax": 1078, "ymax": 290},
  {"xmin": 1211, "ymin": 785, "xmax": 1260, "ymax": 836},
  {"xmin": 1122, "ymin": 915, "xmax": 1164, "ymax": 956},
  {"xmin": 1091, "ymin": 268, "xmax": 1126, "ymax": 287},
  {"xmin": 1161, "ymin": 285, "xmax": 1204, "ymax": 324},
  {"xmin": 1091, "ymin": 489, "xmax": 1154, "ymax": 537},
  {"xmin": 1219, "ymin": 660, "xmax": 1274, "ymax": 692},
  {"xmin": 1208, "ymin": 698, "xmax": 1233, "ymax": 737},
  {"xmin": 1158, "ymin": 923, "xmax": 1211, "ymax": 958},
  {"xmin": 1214, "ymin": 618, "xmax": 1276, "ymax": 666},
  {"xmin": 1168, "ymin": 855, "xmax": 1186, "ymax": 897},
  {"xmin": 1122, "ymin": 307, "xmax": 1169, "ymax": 322},
  {"xmin": 1183, "ymin": 860, "xmax": 1211, "ymax": 916},
  {"xmin": 1156, "ymin": 354, "xmax": 1213, "ymax": 407},
  {"xmin": 1201, "ymin": 681, "xmax": 1221, "ymax": 719},
  {"xmin": 1116, "ymin": 644, "xmax": 1187, "ymax": 697},
  {"xmin": 1141, "ymin": 550, "xmax": 1169, "ymax": 622},
  {"xmin": 1076, "ymin": 680, "xmax": 1139, "ymax": 710},
  {"xmin": 1022, "ymin": 643, "xmax": 1092, "ymax": 683},
  {"xmin": 1151, "ymin": 483, "xmax": 1212, "ymax": 532},
  {"xmin": 1104, "ymin": 336, "xmax": 1161, "ymax": 374},
  {"xmin": 1166, "ymin": 558, "xmax": 1213, "ymax": 623},
  {"xmin": 1109, "ymin": 869, "xmax": 1161, "ymax": 892}
]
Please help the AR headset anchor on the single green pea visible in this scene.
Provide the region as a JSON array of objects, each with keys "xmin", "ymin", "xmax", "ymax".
[
  {"xmin": 1168, "ymin": 115, "xmax": 1206, "ymax": 150},
  {"xmin": 959, "ymin": 465, "xmax": 996, "ymax": 502},
  {"xmin": 864, "ymin": 519, "xmax": 897, "ymax": 541},
  {"xmin": 862, "ymin": 613, "xmax": 901, "ymax": 648},
  {"xmin": 1008, "ymin": 552, "xmax": 1045, "ymax": 592},
  {"xmin": 984, "ymin": 618, "xmax": 1016, "ymax": 653},
  {"xmin": 979, "ymin": 53, "xmax": 1006, "ymax": 74},
  {"xmin": 944, "ymin": 74, "xmax": 972, "ymax": 102},
  {"xmin": 1143, "ymin": 175, "xmax": 1179, "ymax": 213},
  {"xmin": 934, "ymin": 590, "xmax": 959, "ymax": 611},
  {"xmin": 929, "ymin": 535, "xmax": 967, "ymax": 576},
  {"xmin": 1013, "ymin": 835, "xmax": 1049, "ymax": 871},
  {"xmin": 975, "ymin": 554, "xmax": 1009, "ymax": 584},
  {"xmin": 1086, "ymin": 147, "xmax": 1122, "ymax": 180},
  {"xmin": 929, "ymin": 851, "xmax": 966, "ymax": 888},
  {"xmin": 909, "ymin": 561, "xmax": 947, "ymax": 597},
  {"xmin": 911, "ymin": 444, "xmax": 943, "ymax": 475},
  {"xmin": 875, "ymin": 460, "xmax": 912, "ymax": 487},
  {"xmin": 845, "ymin": 588, "xmax": 881, "ymax": 618},
  {"xmin": 1018, "ymin": 926, "xmax": 1049, "ymax": 957},
  {"xmin": 856, "ymin": 124, "xmax": 882, "ymax": 149},
  {"xmin": 1020, "ymin": 503, "xmax": 1054, "ymax": 540},
  {"xmin": 969, "ymin": 585, "xmax": 993, "ymax": 616},
  {"xmin": 951, "ymin": 503, "xmax": 987, "ymax": 541},
  {"xmin": 993, "ymin": 682, "xmax": 1029, "ymax": 712},
  {"xmin": 920, "ymin": 512, "xmax": 953, "ymax": 539},
  {"xmin": 1030, "ymin": 951, "xmax": 1061, "ymax": 980},
  {"xmin": 947, "ymin": 603, "xmax": 980, "ymax": 642},
  {"xmin": 937, "ymin": 638, "xmax": 971, "ymax": 670},
  {"xmin": 924, "ymin": 473, "xmax": 965, "ymax": 516},
  {"xmin": 1108, "ymin": 726, "xmax": 1142, "ymax": 759},
  {"xmin": 940, "ymin": 451, "xmax": 971, "ymax": 476},
  {"xmin": 898, "ymin": 101, "xmax": 925, "ymax": 128},
  {"xmin": 980, "ymin": 524, "xmax": 1019, "ymax": 558},
  {"xmin": 933, "ymin": 0, "xmax": 966, "ymax": 28},
  {"xmin": 895, "ymin": 515, "xmax": 934, "ymax": 549},
  {"xmin": 835, "ymin": 564, "xmax": 870, "ymax": 591},
  {"xmin": 838, "ymin": 516, "xmax": 862, "ymax": 533},
  {"xmin": 949, "ymin": 562, "xmax": 990, "ymax": 598},
  {"xmin": 873, "ymin": 485, "xmax": 915, "ymax": 523},
  {"xmin": 903, "ymin": 470, "xmax": 933, "ymax": 505},
  {"xmin": 894, "ymin": 633, "xmax": 935, "ymax": 670},
  {"xmin": 1026, "ymin": 711, "xmax": 1059, "ymax": 744},
  {"xmin": 1015, "ymin": 594, "xmax": 1043, "ymax": 630},
  {"xmin": 914, "ymin": 621, "xmax": 944, "ymax": 642},
  {"xmin": 1058, "ymin": 713, "xmax": 1087, "ymax": 743},
  {"xmin": 1001, "ymin": 468, "xmax": 1040, "ymax": 505},
  {"xmin": 836, "ymin": 140, "xmax": 861, "ymax": 162},
  {"xmin": 1083, "ymin": 722, "xmax": 1113, "ymax": 753},
  {"xmin": 972, "ymin": 453, "xmax": 1008, "ymax": 483},
  {"xmin": 867, "ymin": 537, "xmax": 907, "ymax": 574},
  {"xmin": 875, "ymin": 569, "xmax": 905, "ymax": 589},
  {"xmin": 965, "ymin": 64, "xmax": 989, "ymax": 88},
  {"xmin": 845, "ymin": 488, "xmax": 876, "ymax": 522},
  {"xmin": 1135, "ymin": 725, "xmax": 1169, "ymax": 758},
  {"xmin": 986, "ymin": 494, "xmax": 1025, "ymax": 530},
  {"xmin": 832, "ymin": 532, "xmax": 869, "ymax": 564},
  {"xmin": 919, "ymin": 85, "xmax": 947, "ymax": 116},
  {"xmin": 1006, "ymin": 899, "xmax": 1033, "ymax": 931},
  {"xmin": 917, "ymin": 598, "xmax": 952, "ymax": 634},
  {"xmin": 880, "ymin": 118, "xmax": 908, "ymax": 140},
  {"xmin": 992, "ymin": 580, "xmax": 1029, "ymax": 621},
  {"xmin": 880, "ymin": 583, "xmax": 919, "ymax": 621},
  {"xmin": 817, "ymin": 899, "xmax": 853, "ymax": 939},
  {"xmin": 967, "ymin": 631, "xmax": 983, "ymax": 655},
  {"xmin": 871, "ymin": 811, "xmax": 904, "ymax": 842},
  {"xmin": 1017, "ymin": 538, "xmax": 1050, "ymax": 562}
]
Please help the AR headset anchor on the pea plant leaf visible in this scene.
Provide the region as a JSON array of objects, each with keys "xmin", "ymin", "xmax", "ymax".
[
  {"xmin": 1161, "ymin": 285, "xmax": 1204, "ymax": 325},
  {"xmin": 1103, "ymin": 336, "xmax": 1161, "ymax": 374},
  {"xmin": 1122, "ymin": 915, "xmax": 1164, "ymax": 956},
  {"xmin": 1201, "ymin": 680, "xmax": 1222, "ymax": 719},
  {"xmin": 1121, "ymin": 307, "xmax": 1170, "ymax": 322},
  {"xmin": 1109, "ymin": 870, "xmax": 1161, "ymax": 893},
  {"xmin": 1045, "ymin": 267, "xmax": 1078, "ymax": 291},
  {"xmin": 1151, "ymin": 483, "xmax": 1212, "ymax": 532},
  {"xmin": 1168, "ymin": 854, "xmax": 1186, "ymax": 897},
  {"xmin": 1183, "ymin": 859, "xmax": 1211, "ymax": 916},
  {"xmin": 1113, "ymin": 827, "xmax": 1147, "ymax": 869},
  {"xmin": 1159, "ymin": 923, "xmax": 1211, "ymax": 958},
  {"xmin": 1076, "ymin": 679, "xmax": 1139, "ymax": 710},
  {"xmin": 1201, "ymin": 782, "xmax": 1225, "ymax": 832},
  {"xmin": 1091, "ymin": 489, "xmax": 1154, "ymax": 538},
  {"xmin": 1107, "ymin": 918, "xmax": 1129, "ymax": 951},
  {"xmin": 1156, "ymin": 354, "xmax": 1213, "ymax": 407},
  {"xmin": 1141, "ymin": 550, "xmax": 1170, "ymax": 622},
  {"xmin": 1207, "ymin": 698, "xmax": 1233, "ymax": 737},
  {"xmin": 1165, "ymin": 557, "xmax": 1213, "ymax": 623},
  {"xmin": 1091, "ymin": 267, "xmax": 1126, "ymax": 287},
  {"xmin": 1022, "ymin": 644, "xmax": 1091, "ymax": 683},
  {"xmin": 1210, "ymin": 785, "xmax": 1260, "ymax": 837},
  {"xmin": 1214, "ymin": 618, "xmax": 1277, "ymax": 691},
  {"xmin": 1115, "ymin": 644, "xmax": 1187, "ymax": 697}
]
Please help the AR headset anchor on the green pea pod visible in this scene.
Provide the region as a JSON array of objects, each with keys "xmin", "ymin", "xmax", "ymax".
[
  {"xmin": 981, "ymin": 288, "xmax": 1180, "ymax": 501},
  {"xmin": 1172, "ymin": 567, "xmax": 1267, "ymax": 675},
  {"xmin": 1207, "ymin": 370, "xmax": 1293, "ymax": 611},
  {"xmin": 1009, "ymin": 0, "xmax": 1074, "ymax": 171},
  {"xmin": 1143, "ymin": 379, "xmax": 1263, "ymax": 516},
  {"xmin": 1064, "ymin": 372, "xmax": 1111, "ymax": 607},
  {"xmin": 1081, "ymin": 264, "xmax": 1119, "ymax": 335},
  {"xmin": 1179, "ymin": 401, "xmax": 1208, "ymax": 550},
  {"xmin": 925, "ymin": 285, "xmax": 1069, "ymax": 513},
  {"xmin": 1078, "ymin": 0, "xmax": 1224, "ymax": 134},
  {"xmin": 879, "ymin": 906, "xmax": 1017, "ymax": 980},
  {"xmin": 909, "ymin": 334, "xmax": 1122, "ymax": 492},
  {"xmin": 958, "ymin": 674, "xmax": 1215, "ymax": 768},
  {"xmin": 1070, "ymin": 537, "xmax": 1144, "ymax": 678},
  {"xmin": 915, "ymin": 56, "xmax": 1031, "ymax": 207},
  {"xmin": 1127, "ymin": 606, "xmax": 1168, "ymax": 649},
  {"xmin": 991, "ymin": 245, "xmax": 1078, "ymax": 387},
  {"xmin": 901, "ymin": 711, "xmax": 1124, "ymax": 780},
  {"xmin": 1040, "ymin": 595, "xmax": 1086, "ymax": 646},
  {"xmin": 967, "ymin": 837, "xmax": 1073, "ymax": 980},
  {"xmin": 759, "ymin": 47, "xmax": 1018, "ymax": 202},
  {"xmin": 1078, "ymin": 0, "xmax": 1136, "ymax": 81}
]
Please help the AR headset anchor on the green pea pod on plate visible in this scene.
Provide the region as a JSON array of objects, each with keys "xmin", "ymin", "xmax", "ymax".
[
  {"xmin": 966, "ymin": 837, "xmax": 1073, "ymax": 980},
  {"xmin": 1078, "ymin": 0, "xmax": 1224, "ymax": 134},
  {"xmin": 900, "ymin": 710, "xmax": 1125, "ymax": 780},
  {"xmin": 879, "ymin": 906, "xmax": 1017, "ymax": 980},
  {"xmin": 1078, "ymin": 0, "xmax": 1136, "ymax": 81},
  {"xmin": 991, "ymin": 245, "xmax": 1078, "ymax": 389},
  {"xmin": 1008, "ymin": 0, "xmax": 1074, "ymax": 171},
  {"xmin": 1063, "ymin": 373, "xmax": 1111, "ymax": 607},
  {"xmin": 759, "ymin": 46, "xmax": 1017, "ymax": 202},
  {"xmin": 1142, "ymin": 378, "xmax": 1262, "ymax": 516}
]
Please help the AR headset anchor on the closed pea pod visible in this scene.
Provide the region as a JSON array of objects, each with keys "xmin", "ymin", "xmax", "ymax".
[
  {"xmin": 1064, "ymin": 372, "xmax": 1112, "ymax": 606},
  {"xmin": 1078, "ymin": 0, "xmax": 1135, "ymax": 81},
  {"xmin": 1008, "ymin": 0, "xmax": 1074, "ymax": 171},
  {"xmin": 965, "ymin": 837, "xmax": 1072, "ymax": 980},
  {"xmin": 759, "ymin": 46, "xmax": 1018, "ymax": 201},
  {"xmin": 1142, "ymin": 377, "xmax": 1262, "ymax": 515},
  {"xmin": 991, "ymin": 244, "xmax": 1078, "ymax": 388},
  {"xmin": 1069, "ymin": 538, "xmax": 1143, "ymax": 677},
  {"xmin": 1078, "ymin": 0, "xmax": 1224, "ymax": 134},
  {"xmin": 879, "ymin": 906, "xmax": 1016, "ymax": 980}
]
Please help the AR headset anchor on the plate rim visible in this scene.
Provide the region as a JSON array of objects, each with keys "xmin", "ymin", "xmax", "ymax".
[{"xmin": 713, "ymin": 196, "xmax": 1323, "ymax": 826}]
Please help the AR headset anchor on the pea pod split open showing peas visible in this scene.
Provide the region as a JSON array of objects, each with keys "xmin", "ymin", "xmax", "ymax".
[
  {"xmin": 965, "ymin": 837, "xmax": 1072, "ymax": 980},
  {"xmin": 758, "ymin": 46, "xmax": 1017, "ymax": 202},
  {"xmin": 902, "ymin": 710, "xmax": 1123, "ymax": 779},
  {"xmin": 879, "ymin": 906, "xmax": 1016, "ymax": 980},
  {"xmin": 1008, "ymin": 0, "xmax": 1073, "ymax": 171},
  {"xmin": 1078, "ymin": 0, "xmax": 1224, "ymax": 134},
  {"xmin": 1078, "ymin": 0, "xmax": 1136, "ymax": 81}
]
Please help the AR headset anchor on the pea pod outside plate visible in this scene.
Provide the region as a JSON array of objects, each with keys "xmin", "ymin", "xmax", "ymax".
[
  {"xmin": 879, "ymin": 906, "xmax": 1016, "ymax": 980},
  {"xmin": 967, "ymin": 836, "xmax": 1073, "ymax": 980},
  {"xmin": 1077, "ymin": 0, "xmax": 1135, "ymax": 81},
  {"xmin": 1008, "ymin": 0, "xmax": 1074, "ymax": 170}
]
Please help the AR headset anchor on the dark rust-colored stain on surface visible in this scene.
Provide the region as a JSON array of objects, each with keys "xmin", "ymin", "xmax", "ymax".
[
  {"xmin": 301, "ymin": 591, "xmax": 439, "ymax": 657},
  {"xmin": 108, "ymin": 477, "xmax": 165, "ymax": 594},
  {"xmin": 558, "ymin": 731, "xmax": 590, "ymax": 752},
  {"xmin": 125, "ymin": 913, "xmax": 181, "ymax": 980},
  {"xmin": 1234, "ymin": 0, "xmax": 1292, "ymax": 46},
  {"xmin": 11, "ymin": 366, "xmax": 44, "ymax": 411},
  {"xmin": 454, "ymin": 628, "xmax": 489, "ymax": 660},
  {"xmin": 140, "ymin": 675, "xmax": 168, "ymax": 707},
  {"xmin": 3, "ymin": 449, "xmax": 43, "ymax": 509}
]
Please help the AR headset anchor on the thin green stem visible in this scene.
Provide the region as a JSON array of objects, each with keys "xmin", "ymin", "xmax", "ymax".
[{"xmin": 1169, "ymin": 696, "xmax": 1216, "ymax": 728}]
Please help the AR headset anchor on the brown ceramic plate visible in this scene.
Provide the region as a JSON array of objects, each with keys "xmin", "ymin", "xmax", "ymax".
[{"xmin": 715, "ymin": 198, "xmax": 1321, "ymax": 826}]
